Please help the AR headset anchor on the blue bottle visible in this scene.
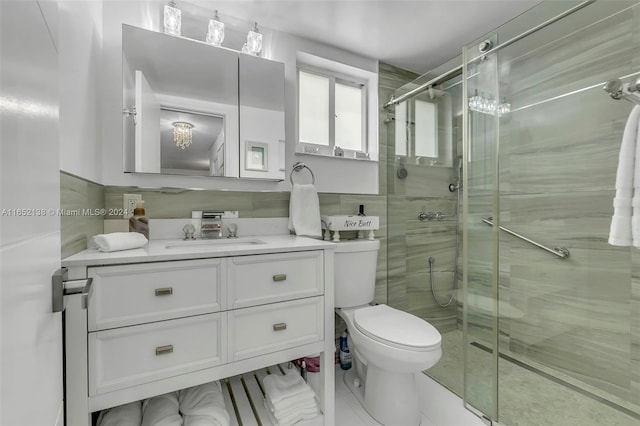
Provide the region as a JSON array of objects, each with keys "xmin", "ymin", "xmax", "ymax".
[{"xmin": 339, "ymin": 330, "xmax": 352, "ymax": 370}]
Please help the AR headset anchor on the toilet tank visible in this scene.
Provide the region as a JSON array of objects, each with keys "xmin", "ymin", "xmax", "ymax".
[{"xmin": 334, "ymin": 239, "xmax": 380, "ymax": 308}]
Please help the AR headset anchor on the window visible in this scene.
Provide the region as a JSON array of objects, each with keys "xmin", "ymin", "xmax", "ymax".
[{"xmin": 297, "ymin": 67, "xmax": 367, "ymax": 158}]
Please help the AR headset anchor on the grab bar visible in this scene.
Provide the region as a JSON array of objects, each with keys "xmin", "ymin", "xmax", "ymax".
[{"xmin": 482, "ymin": 217, "xmax": 570, "ymax": 259}]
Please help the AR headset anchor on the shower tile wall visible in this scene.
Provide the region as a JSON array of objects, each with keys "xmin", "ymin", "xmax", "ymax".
[
  {"xmin": 488, "ymin": 3, "xmax": 640, "ymax": 407},
  {"xmin": 386, "ymin": 82, "xmax": 463, "ymax": 332}
]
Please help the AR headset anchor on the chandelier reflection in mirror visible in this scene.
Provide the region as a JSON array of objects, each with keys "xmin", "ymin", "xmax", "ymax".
[
  {"xmin": 163, "ymin": 1, "xmax": 181, "ymax": 36},
  {"xmin": 173, "ymin": 121, "xmax": 193, "ymax": 149},
  {"xmin": 206, "ymin": 10, "xmax": 225, "ymax": 46}
]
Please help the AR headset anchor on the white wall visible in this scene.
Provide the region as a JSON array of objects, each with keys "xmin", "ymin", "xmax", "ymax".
[
  {"xmin": 99, "ymin": 1, "xmax": 380, "ymax": 194},
  {"xmin": 59, "ymin": 0, "xmax": 103, "ymax": 183},
  {"xmin": 1, "ymin": 1, "xmax": 64, "ymax": 424}
]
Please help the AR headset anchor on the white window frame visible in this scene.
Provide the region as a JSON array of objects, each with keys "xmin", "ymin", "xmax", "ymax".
[{"xmin": 296, "ymin": 65, "xmax": 369, "ymax": 159}]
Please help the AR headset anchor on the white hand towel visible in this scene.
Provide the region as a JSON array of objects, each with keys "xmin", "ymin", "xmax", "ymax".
[
  {"xmin": 263, "ymin": 399, "xmax": 320, "ymax": 426},
  {"xmin": 609, "ymin": 106, "xmax": 640, "ymax": 246},
  {"xmin": 262, "ymin": 369, "xmax": 311, "ymax": 404},
  {"xmin": 89, "ymin": 232, "xmax": 148, "ymax": 252},
  {"xmin": 287, "ymin": 184, "xmax": 322, "ymax": 238},
  {"xmin": 142, "ymin": 392, "xmax": 183, "ymax": 426},
  {"xmin": 267, "ymin": 390, "xmax": 316, "ymax": 414},
  {"xmin": 97, "ymin": 401, "xmax": 142, "ymax": 426},
  {"xmin": 178, "ymin": 382, "xmax": 230, "ymax": 426}
]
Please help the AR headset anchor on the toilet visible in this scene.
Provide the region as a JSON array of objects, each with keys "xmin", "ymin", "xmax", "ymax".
[{"xmin": 334, "ymin": 239, "xmax": 442, "ymax": 426}]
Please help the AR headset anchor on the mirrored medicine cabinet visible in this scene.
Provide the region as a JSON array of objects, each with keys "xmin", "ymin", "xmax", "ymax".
[{"xmin": 122, "ymin": 24, "xmax": 286, "ymax": 180}]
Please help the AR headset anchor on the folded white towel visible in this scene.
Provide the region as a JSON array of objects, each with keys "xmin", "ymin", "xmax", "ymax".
[
  {"xmin": 267, "ymin": 389, "xmax": 316, "ymax": 414},
  {"xmin": 178, "ymin": 382, "xmax": 230, "ymax": 426},
  {"xmin": 89, "ymin": 232, "xmax": 148, "ymax": 252},
  {"xmin": 287, "ymin": 184, "xmax": 322, "ymax": 238},
  {"xmin": 142, "ymin": 392, "xmax": 182, "ymax": 426},
  {"xmin": 263, "ymin": 399, "xmax": 320, "ymax": 426},
  {"xmin": 268, "ymin": 397, "xmax": 318, "ymax": 420},
  {"xmin": 610, "ymin": 106, "xmax": 640, "ymax": 246},
  {"xmin": 97, "ymin": 401, "xmax": 142, "ymax": 426},
  {"xmin": 262, "ymin": 369, "xmax": 312, "ymax": 405}
]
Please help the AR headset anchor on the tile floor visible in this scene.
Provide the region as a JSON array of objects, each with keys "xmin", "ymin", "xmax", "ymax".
[{"xmin": 334, "ymin": 366, "xmax": 484, "ymax": 426}]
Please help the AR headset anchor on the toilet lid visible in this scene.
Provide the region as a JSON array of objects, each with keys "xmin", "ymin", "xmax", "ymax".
[{"xmin": 354, "ymin": 304, "xmax": 441, "ymax": 350}]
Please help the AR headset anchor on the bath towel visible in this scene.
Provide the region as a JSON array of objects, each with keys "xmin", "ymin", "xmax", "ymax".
[
  {"xmin": 141, "ymin": 392, "xmax": 183, "ymax": 426},
  {"xmin": 262, "ymin": 368, "xmax": 312, "ymax": 404},
  {"xmin": 178, "ymin": 381, "xmax": 230, "ymax": 426},
  {"xmin": 609, "ymin": 106, "xmax": 640, "ymax": 246},
  {"xmin": 97, "ymin": 401, "xmax": 142, "ymax": 426},
  {"xmin": 287, "ymin": 183, "xmax": 322, "ymax": 238},
  {"xmin": 89, "ymin": 232, "xmax": 148, "ymax": 252}
]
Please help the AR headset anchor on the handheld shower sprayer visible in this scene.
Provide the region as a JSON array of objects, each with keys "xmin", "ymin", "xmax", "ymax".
[{"xmin": 448, "ymin": 156, "xmax": 463, "ymax": 192}]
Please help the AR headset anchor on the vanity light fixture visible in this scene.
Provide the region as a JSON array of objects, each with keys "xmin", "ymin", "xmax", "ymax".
[
  {"xmin": 173, "ymin": 121, "xmax": 193, "ymax": 149},
  {"xmin": 246, "ymin": 21, "xmax": 262, "ymax": 56},
  {"xmin": 205, "ymin": 10, "xmax": 225, "ymax": 46},
  {"xmin": 164, "ymin": 0, "xmax": 182, "ymax": 36}
]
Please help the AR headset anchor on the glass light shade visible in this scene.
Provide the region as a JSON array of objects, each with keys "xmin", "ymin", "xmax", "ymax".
[
  {"xmin": 173, "ymin": 121, "xmax": 193, "ymax": 149},
  {"xmin": 247, "ymin": 22, "xmax": 262, "ymax": 55},
  {"xmin": 205, "ymin": 11, "xmax": 224, "ymax": 46},
  {"xmin": 164, "ymin": 1, "xmax": 181, "ymax": 36}
]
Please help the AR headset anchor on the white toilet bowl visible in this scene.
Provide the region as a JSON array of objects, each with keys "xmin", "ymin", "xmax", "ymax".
[{"xmin": 336, "ymin": 304, "xmax": 442, "ymax": 426}]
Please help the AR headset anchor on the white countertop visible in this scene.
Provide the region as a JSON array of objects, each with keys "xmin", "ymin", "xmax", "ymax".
[{"xmin": 62, "ymin": 235, "xmax": 335, "ymax": 268}]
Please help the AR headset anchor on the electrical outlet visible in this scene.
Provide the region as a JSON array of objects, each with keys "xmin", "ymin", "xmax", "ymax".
[{"xmin": 123, "ymin": 194, "xmax": 142, "ymax": 218}]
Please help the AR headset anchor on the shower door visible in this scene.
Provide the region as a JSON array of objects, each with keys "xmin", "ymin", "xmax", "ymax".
[{"xmin": 463, "ymin": 1, "xmax": 640, "ymax": 425}]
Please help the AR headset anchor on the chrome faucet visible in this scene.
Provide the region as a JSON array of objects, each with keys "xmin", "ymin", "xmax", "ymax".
[{"xmin": 201, "ymin": 211, "xmax": 223, "ymax": 239}]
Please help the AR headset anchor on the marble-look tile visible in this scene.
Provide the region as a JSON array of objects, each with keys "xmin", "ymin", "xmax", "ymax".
[{"xmin": 60, "ymin": 172, "xmax": 104, "ymax": 258}]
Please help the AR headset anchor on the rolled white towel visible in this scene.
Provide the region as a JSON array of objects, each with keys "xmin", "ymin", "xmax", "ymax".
[
  {"xmin": 142, "ymin": 392, "xmax": 182, "ymax": 426},
  {"xmin": 178, "ymin": 382, "xmax": 229, "ymax": 426},
  {"xmin": 262, "ymin": 369, "xmax": 311, "ymax": 404},
  {"xmin": 182, "ymin": 415, "xmax": 226, "ymax": 426},
  {"xmin": 97, "ymin": 401, "xmax": 142, "ymax": 426},
  {"xmin": 89, "ymin": 232, "xmax": 148, "ymax": 252}
]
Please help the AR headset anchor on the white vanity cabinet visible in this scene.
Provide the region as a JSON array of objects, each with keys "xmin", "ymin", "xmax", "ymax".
[{"xmin": 62, "ymin": 236, "xmax": 335, "ymax": 426}]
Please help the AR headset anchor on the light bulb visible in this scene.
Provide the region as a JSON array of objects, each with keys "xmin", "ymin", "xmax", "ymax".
[
  {"xmin": 246, "ymin": 22, "xmax": 262, "ymax": 56},
  {"xmin": 163, "ymin": 1, "xmax": 181, "ymax": 36},
  {"xmin": 205, "ymin": 10, "xmax": 225, "ymax": 46}
]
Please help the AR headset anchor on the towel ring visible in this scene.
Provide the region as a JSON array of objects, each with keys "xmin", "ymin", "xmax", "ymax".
[{"xmin": 290, "ymin": 162, "xmax": 315, "ymax": 185}]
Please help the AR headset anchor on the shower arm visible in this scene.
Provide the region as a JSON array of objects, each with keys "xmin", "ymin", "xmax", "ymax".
[{"xmin": 482, "ymin": 217, "xmax": 570, "ymax": 259}]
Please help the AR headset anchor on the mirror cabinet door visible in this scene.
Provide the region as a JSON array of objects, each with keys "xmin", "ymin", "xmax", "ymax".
[
  {"xmin": 239, "ymin": 54, "xmax": 286, "ymax": 180},
  {"xmin": 122, "ymin": 25, "xmax": 239, "ymax": 178}
]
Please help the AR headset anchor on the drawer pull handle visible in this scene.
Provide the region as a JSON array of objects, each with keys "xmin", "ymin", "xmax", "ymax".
[
  {"xmin": 155, "ymin": 287, "xmax": 173, "ymax": 296},
  {"xmin": 155, "ymin": 345, "xmax": 174, "ymax": 356},
  {"xmin": 273, "ymin": 274, "xmax": 287, "ymax": 282},
  {"xmin": 273, "ymin": 323, "xmax": 287, "ymax": 332}
]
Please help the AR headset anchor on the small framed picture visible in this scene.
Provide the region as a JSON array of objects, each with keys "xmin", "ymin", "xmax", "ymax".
[{"xmin": 245, "ymin": 141, "xmax": 268, "ymax": 171}]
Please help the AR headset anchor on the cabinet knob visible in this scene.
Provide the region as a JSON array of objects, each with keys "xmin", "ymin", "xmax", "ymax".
[
  {"xmin": 155, "ymin": 345, "xmax": 174, "ymax": 356},
  {"xmin": 155, "ymin": 287, "xmax": 173, "ymax": 296},
  {"xmin": 272, "ymin": 274, "xmax": 287, "ymax": 282},
  {"xmin": 273, "ymin": 323, "xmax": 287, "ymax": 332}
]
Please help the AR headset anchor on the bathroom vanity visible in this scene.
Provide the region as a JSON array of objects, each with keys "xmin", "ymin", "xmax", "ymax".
[{"xmin": 62, "ymin": 236, "xmax": 335, "ymax": 425}]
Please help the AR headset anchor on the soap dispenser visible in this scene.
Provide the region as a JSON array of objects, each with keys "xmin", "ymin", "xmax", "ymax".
[{"xmin": 129, "ymin": 200, "xmax": 149, "ymax": 239}]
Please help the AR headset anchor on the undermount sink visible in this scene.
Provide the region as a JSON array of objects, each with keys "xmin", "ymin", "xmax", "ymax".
[{"xmin": 164, "ymin": 237, "xmax": 266, "ymax": 249}]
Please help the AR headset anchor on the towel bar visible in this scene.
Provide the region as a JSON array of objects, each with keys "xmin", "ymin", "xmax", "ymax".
[{"xmin": 289, "ymin": 162, "xmax": 315, "ymax": 185}]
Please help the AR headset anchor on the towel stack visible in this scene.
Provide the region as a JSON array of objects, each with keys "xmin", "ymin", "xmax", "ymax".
[
  {"xmin": 97, "ymin": 401, "xmax": 142, "ymax": 426},
  {"xmin": 262, "ymin": 368, "xmax": 320, "ymax": 426}
]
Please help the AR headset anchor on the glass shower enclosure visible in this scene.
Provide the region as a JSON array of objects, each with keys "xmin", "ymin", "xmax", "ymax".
[{"xmin": 388, "ymin": 1, "xmax": 640, "ymax": 425}]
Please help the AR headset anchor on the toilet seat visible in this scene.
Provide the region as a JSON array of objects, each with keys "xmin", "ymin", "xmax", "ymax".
[{"xmin": 354, "ymin": 304, "xmax": 441, "ymax": 351}]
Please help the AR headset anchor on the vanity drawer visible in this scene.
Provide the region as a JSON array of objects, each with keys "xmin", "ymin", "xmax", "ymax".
[
  {"xmin": 228, "ymin": 251, "xmax": 323, "ymax": 308},
  {"xmin": 88, "ymin": 313, "xmax": 226, "ymax": 395},
  {"xmin": 88, "ymin": 259, "xmax": 226, "ymax": 331},
  {"xmin": 228, "ymin": 297, "xmax": 323, "ymax": 361}
]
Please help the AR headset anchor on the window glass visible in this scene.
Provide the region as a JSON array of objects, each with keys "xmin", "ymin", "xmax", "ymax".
[{"xmin": 299, "ymin": 71, "xmax": 329, "ymax": 146}]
